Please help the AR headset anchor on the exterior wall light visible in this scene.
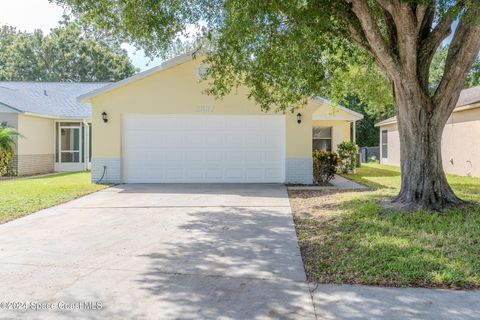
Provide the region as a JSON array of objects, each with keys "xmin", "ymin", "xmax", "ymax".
[
  {"xmin": 102, "ymin": 112, "xmax": 108, "ymax": 123},
  {"xmin": 297, "ymin": 113, "xmax": 302, "ymax": 124}
]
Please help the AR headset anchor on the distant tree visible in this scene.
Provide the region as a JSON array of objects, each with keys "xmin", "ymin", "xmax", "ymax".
[
  {"xmin": 0, "ymin": 19, "xmax": 137, "ymax": 82},
  {"xmin": 430, "ymin": 45, "xmax": 480, "ymax": 92},
  {"xmin": 343, "ymin": 95, "xmax": 395, "ymax": 147}
]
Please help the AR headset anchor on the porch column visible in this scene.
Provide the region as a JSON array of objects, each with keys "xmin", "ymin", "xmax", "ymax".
[
  {"xmin": 83, "ymin": 121, "xmax": 89, "ymax": 171},
  {"xmin": 352, "ymin": 121, "xmax": 356, "ymax": 143}
]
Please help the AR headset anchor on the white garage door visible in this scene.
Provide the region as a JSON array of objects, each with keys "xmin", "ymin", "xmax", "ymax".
[{"xmin": 122, "ymin": 115, "xmax": 285, "ymax": 183}]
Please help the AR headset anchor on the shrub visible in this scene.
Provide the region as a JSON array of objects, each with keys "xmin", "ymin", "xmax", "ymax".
[
  {"xmin": 0, "ymin": 151, "xmax": 15, "ymax": 176},
  {"xmin": 0, "ymin": 125, "xmax": 20, "ymax": 177},
  {"xmin": 337, "ymin": 141, "xmax": 358, "ymax": 174},
  {"xmin": 312, "ymin": 150, "xmax": 339, "ymax": 184}
]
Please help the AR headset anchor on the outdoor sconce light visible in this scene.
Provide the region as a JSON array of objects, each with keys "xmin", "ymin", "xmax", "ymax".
[
  {"xmin": 297, "ymin": 113, "xmax": 302, "ymax": 124},
  {"xmin": 101, "ymin": 112, "xmax": 108, "ymax": 123}
]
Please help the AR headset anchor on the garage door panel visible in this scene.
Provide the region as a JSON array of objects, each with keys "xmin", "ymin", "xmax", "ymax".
[
  {"xmin": 122, "ymin": 115, "xmax": 285, "ymax": 183},
  {"xmin": 185, "ymin": 151, "xmax": 203, "ymax": 162},
  {"xmin": 224, "ymin": 151, "xmax": 244, "ymax": 162},
  {"xmin": 245, "ymin": 151, "xmax": 263, "ymax": 162}
]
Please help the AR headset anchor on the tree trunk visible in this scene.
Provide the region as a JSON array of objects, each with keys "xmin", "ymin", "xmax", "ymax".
[{"xmin": 391, "ymin": 87, "xmax": 465, "ymax": 211}]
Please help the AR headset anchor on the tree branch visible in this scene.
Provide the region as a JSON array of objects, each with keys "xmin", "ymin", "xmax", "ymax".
[
  {"xmin": 351, "ymin": 0, "xmax": 400, "ymax": 81},
  {"xmin": 421, "ymin": 1, "xmax": 464, "ymax": 59},
  {"xmin": 433, "ymin": 5, "xmax": 480, "ymax": 120},
  {"xmin": 374, "ymin": 0, "xmax": 396, "ymax": 14},
  {"xmin": 417, "ymin": 1, "xmax": 463, "ymax": 91},
  {"xmin": 381, "ymin": 7, "xmax": 398, "ymax": 58},
  {"xmin": 417, "ymin": 1, "xmax": 435, "ymax": 40}
]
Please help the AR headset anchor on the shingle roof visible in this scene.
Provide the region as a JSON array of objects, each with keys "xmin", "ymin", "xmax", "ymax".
[
  {"xmin": 457, "ymin": 85, "xmax": 480, "ymax": 107},
  {"xmin": 375, "ymin": 85, "xmax": 480, "ymax": 127},
  {"xmin": 0, "ymin": 82, "xmax": 109, "ymax": 119}
]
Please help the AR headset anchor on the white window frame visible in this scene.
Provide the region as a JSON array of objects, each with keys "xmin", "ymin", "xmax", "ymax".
[
  {"xmin": 58, "ymin": 124, "xmax": 82, "ymax": 164},
  {"xmin": 54, "ymin": 120, "xmax": 90, "ymax": 172},
  {"xmin": 381, "ymin": 129, "xmax": 388, "ymax": 163},
  {"xmin": 313, "ymin": 126, "xmax": 333, "ymax": 151}
]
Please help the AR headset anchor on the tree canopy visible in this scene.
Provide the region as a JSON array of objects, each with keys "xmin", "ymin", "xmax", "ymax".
[
  {"xmin": 0, "ymin": 19, "xmax": 137, "ymax": 82},
  {"xmin": 53, "ymin": 0, "xmax": 480, "ymax": 210}
]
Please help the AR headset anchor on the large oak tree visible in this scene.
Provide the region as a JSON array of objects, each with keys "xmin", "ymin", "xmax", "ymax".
[{"xmin": 54, "ymin": 0, "xmax": 480, "ymax": 210}]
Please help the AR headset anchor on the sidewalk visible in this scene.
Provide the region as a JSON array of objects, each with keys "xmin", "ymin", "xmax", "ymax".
[
  {"xmin": 312, "ymin": 284, "xmax": 480, "ymax": 320},
  {"xmin": 330, "ymin": 175, "xmax": 368, "ymax": 190}
]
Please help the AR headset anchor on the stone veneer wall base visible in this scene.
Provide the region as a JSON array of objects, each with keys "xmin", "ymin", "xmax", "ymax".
[
  {"xmin": 285, "ymin": 157, "xmax": 313, "ymax": 184},
  {"xmin": 91, "ymin": 158, "xmax": 121, "ymax": 184},
  {"xmin": 15, "ymin": 154, "xmax": 54, "ymax": 176}
]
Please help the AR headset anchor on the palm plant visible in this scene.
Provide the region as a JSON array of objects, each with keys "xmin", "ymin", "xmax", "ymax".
[{"xmin": 0, "ymin": 125, "xmax": 20, "ymax": 153}]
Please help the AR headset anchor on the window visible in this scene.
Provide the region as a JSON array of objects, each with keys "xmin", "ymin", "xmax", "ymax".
[
  {"xmin": 313, "ymin": 127, "xmax": 332, "ymax": 151},
  {"xmin": 56, "ymin": 122, "xmax": 82, "ymax": 163},
  {"xmin": 381, "ymin": 130, "xmax": 388, "ymax": 158}
]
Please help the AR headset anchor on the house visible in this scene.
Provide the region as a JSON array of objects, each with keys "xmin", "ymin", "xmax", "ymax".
[
  {"xmin": 376, "ymin": 85, "xmax": 480, "ymax": 177},
  {"xmin": 0, "ymin": 82, "xmax": 108, "ymax": 176},
  {"xmin": 79, "ymin": 54, "xmax": 363, "ymax": 184}
]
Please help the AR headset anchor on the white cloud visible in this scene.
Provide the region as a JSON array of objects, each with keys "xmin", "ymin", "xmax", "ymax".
[
  {"xmin": 0, "ymin": 0, "xmax": 65, "ymax": 33},
  {"xmin": 0, "ymin": 0, "xmax": 175, "ymax": 71}
]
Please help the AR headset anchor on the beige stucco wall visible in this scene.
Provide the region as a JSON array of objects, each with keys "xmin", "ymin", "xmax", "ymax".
[
  {"xmin": 0, "ymin": 112, "xmax": 18, "ymax": 127},
  {"xmin": 16, "ymin": 114, "xmax": 54, "ymax": 156},
  {"xmin": 0, "ymin": 113, "xmax": 55, "ymax": 175},
  {"xmin": 312, "ymin": 120, "xmax": 351, "ymax": 152},
  {"xmin": 379, "ymin": 123, "xmax": 401, "ymax": 166},
  {"xmin": 89, "ymin": 58, "xmax": 354, "ymax": 159},
  {"xmin": 442, "ymin": 108, "xmax": 480, "ymax": 177},
  {"xmin": 379, "ymin": 107, "xmax": 480, "ymax": 177},
  {"xmin": 16, "ymin": 115, "xmax": 55, "ymax": 175}
]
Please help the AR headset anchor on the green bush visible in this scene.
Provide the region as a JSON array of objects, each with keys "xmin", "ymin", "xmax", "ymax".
[
  {"xmin": 337, "ymin": 141, "xmax": 358, "ymax": 173},
  {"xmin": 312, "ymin": 150, "xmax": 339, "ymax": 184},
  {"xmin": 0, "ymin": 151, "xmax": 16, "ymax": 176}
]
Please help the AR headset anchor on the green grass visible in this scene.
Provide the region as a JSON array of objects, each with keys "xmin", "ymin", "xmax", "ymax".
[
  {"xmin": 0, "ymin": 172, "xmax": 108, "ymax": 223},
  {"xmin": 290, "ymin": 163, "xmax": 480, "ymax": 289}
]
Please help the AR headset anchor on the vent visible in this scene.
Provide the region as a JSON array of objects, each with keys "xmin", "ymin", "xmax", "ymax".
[{"xmin": 196, "ymin": 64, "xmax": 210, "ymax": 78}]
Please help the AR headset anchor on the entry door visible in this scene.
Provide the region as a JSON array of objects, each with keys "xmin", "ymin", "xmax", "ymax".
[
  {"xmin": 122, "ymin": 115, "xmax": 286, "ymax": 183},
  {"xmin": 55, "ymin": 123, "xmax": 85, "ymax": 172}
]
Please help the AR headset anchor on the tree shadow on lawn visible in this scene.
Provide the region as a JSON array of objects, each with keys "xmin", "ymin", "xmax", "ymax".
[
  {"xmin": 292, "ymin": 190, "xmax": 480, "ymax": 289},
  {"xmin": 134, "ymin": 206, "xmax": 314, "ymax": 319}
]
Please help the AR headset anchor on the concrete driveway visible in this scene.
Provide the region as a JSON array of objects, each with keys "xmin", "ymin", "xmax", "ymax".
[{"xmin": 0, "ymin": 184, "xmax": 316, "ymax": 319}]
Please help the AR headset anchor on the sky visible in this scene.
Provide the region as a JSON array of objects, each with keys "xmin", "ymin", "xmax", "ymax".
[{"xmin": 0, "ymin": 0, "xmax": 162, "ymax": 71}]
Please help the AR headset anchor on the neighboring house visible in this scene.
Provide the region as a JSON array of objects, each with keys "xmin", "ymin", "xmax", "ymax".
[
  {"xmin": 79, "ymin": 54, "xmax": 363, "ymax": 184},
  {"xmin": 0, "ymin": 82, "xmax": 108, "ymax": 176},
  {"xmin": 376, "ymin": 85, "xmax": 480, "ymax": 177}
]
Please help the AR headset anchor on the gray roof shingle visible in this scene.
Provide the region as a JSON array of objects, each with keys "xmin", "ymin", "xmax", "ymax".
[
  {"xmin": 0, "ymin": 82, "xmax": 109, "ymax": 119},
  {"xmin": 456, "ymin": 85, "xmax": 480, "ymax": 107}
]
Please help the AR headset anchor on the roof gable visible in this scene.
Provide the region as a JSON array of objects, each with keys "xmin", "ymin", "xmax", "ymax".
[{"xmin": 79, "ymin": 53, "xmax": 363, "ymax": 120}]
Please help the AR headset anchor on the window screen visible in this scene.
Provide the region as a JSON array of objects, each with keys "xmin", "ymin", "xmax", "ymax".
[
  {"xmin": 381, "ymin": 130, "xmax": 388, "ymax": 158},
  {"xmin": 313, "ymin": 127, "xmax": 333, "ymax": 152},
  {"xmin": 313, "ymin": 127, "xmax": 332, "ymax": 139}
]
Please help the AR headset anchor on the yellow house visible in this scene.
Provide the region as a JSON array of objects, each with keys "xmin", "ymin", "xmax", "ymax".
[
  {"xmin": 79, "ymin": 54, "xmax": 363, "ymax": 184},
  {"xmin": 376, "ymin": 85, "xmax": 480, "ymax": 177}
]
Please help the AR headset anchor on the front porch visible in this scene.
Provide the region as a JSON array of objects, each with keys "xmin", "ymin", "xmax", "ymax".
[{"xmin": 54, "ymin": 120, "xmax": 91, "ymax": 172}]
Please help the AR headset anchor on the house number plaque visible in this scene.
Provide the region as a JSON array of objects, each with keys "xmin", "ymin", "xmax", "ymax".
[{"xmin": 195, "ymin": 106, "xmax": 215, "ymax": 113}]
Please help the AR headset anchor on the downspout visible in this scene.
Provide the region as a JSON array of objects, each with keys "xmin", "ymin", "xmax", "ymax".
[{"xmin": 352, "ymin": 121, "xmax": 357, "ymax": 144}]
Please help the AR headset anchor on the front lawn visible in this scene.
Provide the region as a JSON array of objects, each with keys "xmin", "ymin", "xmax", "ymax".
[
  {"xmin": 0, "ymin": 172, "xmax": 108, "ymax": 223},
  {"xmin": 289, "ymin": 163, "xmax": 480, "ymax": 289}
]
